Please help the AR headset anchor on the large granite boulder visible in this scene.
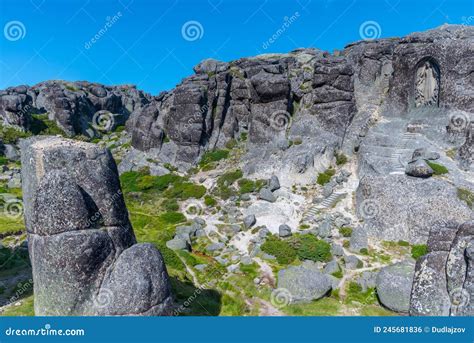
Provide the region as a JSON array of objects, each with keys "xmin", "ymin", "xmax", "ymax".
[
  {"xmin": 376, "ymin": 260, "xmax": 415, "ymax": 313},
  {"xmin": 277, "ymin": 261, "xmax": 332, "ymax": 303},
  {"xmin": 20, "ymin": 136, "xmax": 172, "ymax": 316},
  {"xmin": 410, "ymin": 220, "xmax": 474, "ymax": 316}
]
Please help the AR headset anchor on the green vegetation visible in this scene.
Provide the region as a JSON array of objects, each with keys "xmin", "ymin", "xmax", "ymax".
[
  {"xmin": 331, "ymin": 270, "xmax": 343, "ymax": 279},
  {"xmin": 261, "ymin": 234, "xmax": 332, "ymax": 265},
  {"xmin": 345, "ymin": 282, "xmax": 377, "ymax": 305},
  {"xmin": 339, "ymin": 226, "xmax": 353, "ymax": 238},
  {"xmin": 445, "ymin": 148, "xmax": 457, "ymax": 160},
  {"xmin": 457, "ymin": 187, "xmax": 474, "ymax": 209},
  {"xmin": 289, "ymin": 234, "xmax": 332, "ymax": 263},
  {"xmin": 411, "ymin": 244, "xmax": 428, "ymax": 260},
  {"xmin": 30, "ymin": 114, "xmax": 64, "ymax": 136},
  {"xmin": 397, "ymin": 240, "xmax": 410, "ymax": 247},
  {"xmin": 0, "ymin": 295, "xmax": 34, "ymax": 316},
  {"xmin": 426, "ymin": 161, "xmax": 448, "ymax": 175},
  {"xmin": 214, "ymin": 169, "xmax": 243, "ymax": 200},
  {"xmin": 204, "ymin": 195, "xmax": 217, "ymax": 207},
  {"xmin": 199, "ymin": 149, "xmax": 230, "ymax": 169},
  {"xmin": 335, "ymin": 152, "xmax": 348, "ymax": 166},
  {"xmin": 317, "ymin": 168, "xmax": 336, "ymax": 186},
  {"xmin": 283, "ymin": 297, "xmax": 341, "ymax": 316},
  {"xmin": 0, "ymin": 125, "xmax": 31, "ymax": 144},
  {"xmin": 260, "ymin": 235, "xmax": 297, "ymax": 265}
]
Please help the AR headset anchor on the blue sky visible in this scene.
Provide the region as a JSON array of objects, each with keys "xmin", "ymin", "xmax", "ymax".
[{"xmin": 0, "ymin": 0, "xmax": 473, "ymax": 95}]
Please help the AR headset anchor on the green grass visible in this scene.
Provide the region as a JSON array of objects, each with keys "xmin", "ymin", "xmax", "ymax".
[
  {"xmin": 411, "ymin": 244, "xmax": 428, "ymax": 260},
  {"xmin": 345, "ymin": 282, "xmax": 377, "ymax": 305},
  {"xmin": 283, "ymin": 298, "xmax": 341, "ymax": 316},
  {"xmin": 457, "ymin": 188, "xmax": 474, "ymax": 209},
  {"xmin": 0, "ymin": 215, "xmax": 25, "ymax": 234},
  {"xmin": 339, "ymin": 227, "xmax": 353, "ymax": 238},
  {"xmin": 426, "ymin": 161, "xmax": 448, "ymax": 175},
  {"xmin": 199, "ymin": 149, "xmax": 230, "ymax": 168},
  {"xmin": 0, "ymin": 295, "xmax": 34, "ymax": 316},
  {"xmin": 317, "ymin": 168, "xmax": 336, "ymax": 186}
]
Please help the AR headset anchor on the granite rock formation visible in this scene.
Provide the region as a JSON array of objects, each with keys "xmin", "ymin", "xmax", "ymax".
[
  {"xmin": 20, "ymin": 136, "xmax": 172, "ymax": 316},
  {"xmin": 410, "ymin": 220, "xmax": 474, "ymax": 316}
]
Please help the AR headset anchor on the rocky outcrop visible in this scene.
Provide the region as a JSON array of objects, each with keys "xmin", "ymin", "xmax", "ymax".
[
  {"xmin": 20, "ymin": 136, "xmax": 172, "ymax": 316},
  {"xmin": 410, "ymin": 220, "xmax": 474, "ymax": 316},
  {"xmin": 0, "ymin": 81, "xmax": 150, "ymax": 136},
  {"xmin": 376, "ymin": 260, "xmax": 415, "ymax": 313}
]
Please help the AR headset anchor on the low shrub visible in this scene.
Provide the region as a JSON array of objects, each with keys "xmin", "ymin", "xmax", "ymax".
[
  {"xmin": 260, "ymin": 235, "xmax": 297, "ymax": 265},
  {"xmin": 317, "ymin": 168, "xmax": 336, "ymax": 185},
  {"xmin": 339, "ymin": 227, "xmax": 353, "ymax": 237},
  {"xmin": 204, "ymin": 195, "xmax": 217, "ymax": 207},
  {"xmin": 238, "ymin": 179, "xmax": 255, "ymax": 194},
  {"xmin": 199, "ymin": 149, "xmax": 229, "ymax": 167},
  {"xmin": 335, "ymin": 152, "xmax": 348, "ymax": 165},
  {"xmin": 288, "ymin": 234, "xmax": 332, "ymax": 263}
]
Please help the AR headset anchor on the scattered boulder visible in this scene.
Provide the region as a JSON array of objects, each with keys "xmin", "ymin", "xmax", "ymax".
[
  {"xmin": 278, "ymin": 262, "xmax": 332, "ymax": 303},
  {"xmin": 344, "ymin": 255, "xmax": 363, "ymax": 270},
  {"xmin": 243, "ymin": 214, "xmax": 256, "ymax": 229},
  {"xmin": 166, "ymin": 237, "xmax": 190, "ymax": 251},
  {"xmin": 349, "ymin": 226, "xmax": 368, "ymax": 252},
  {"xmin": 405, "ymin": 159, "xmax": 433, "ymax": 178},
  {"xmin": 268, "ymin": 175, "xmax": 280, "ymax": 191},
  {"xmin": 206, "ymin": 242, "xmax": 225, "ymax": 252},
  {"xmin": 259, "ymin": 188, "xmax": 276, "ymax": 203},
  {"xmin": 278, "ymin": 224, "xmax": 292, "ymax": 237},
  {"xmin": 376, "ymin": 260, "xmax": 415, "ymax": 313},
  {"xmin": 323, "ymin": 260, "xmax": 340, "ymax": 275}
]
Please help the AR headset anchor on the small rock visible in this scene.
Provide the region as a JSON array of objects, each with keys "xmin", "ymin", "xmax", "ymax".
[
  {"xmin": 166, "ymin": 238, "xmax": 190, "ymax": 251},
  {"xmin": 322, "ymin": 185, "xmax": 333, "ymax": 198},
  {"xmin": 240, "ymin": 193, "xmax": 251, "ymax": 201},
  {"xmin": 195, "ymin": 229, "xmax": 206, "ymax": 237},
  {"xmin": 279, "ymin": 224, "xmax": 292, "ymax": 237},
  {"xmin": 349, "ymin": 226, "xmax": 368, "ymax": 252},
  {"xmin": 318, "ymin": 220, "xmax": 332, "ymax": 238},
  {"xmin": 323, "ymin": 259, "xmax": 340, "ymax": 275},
  {"xmin": 193, "ymin": 217, "xmax": 206, "ymax": 227},
  {"xmin": 405, "ymin": 159, "xmax": 433, "ymax": 178},
  {"xmin": 262, "ymin": 253, "xmax": 276, "ymax": 260},
  {"xmin": 206, "ymin": 242, "xmax": 225, "ymax": 252},
  {"xmin": 331, "ymin": 243, "xmax": 344, "ymax": 257},
  {"xmin": 215, "ymin": 256, "xmax": 229, "ymax": 265},
  {"xmin": 243, "ymin": 214, "xmax": 256, "ymax": 229},
  {"xmin": 241, "ymin": 256, "xmax": 253, "ymax": 265},
  {"xmin": 259, "ymin": 187, "xmax": 276, "ymax": 202},
  {"xmin": 259, "ymin": 227, "xmax": 270, "ymax": 238},
  {"xmin": 227, "ymin": 264, "xmax": 240, "ymax": 273},
  {"xmin": 268, "ymin": 175, "xmax": 280, "ymax": 191},
  {"xmin": 344, "ymin": 255, "xmax": 363, "ymax": 269},
  {"xmin": 253, "ymin": 277, "xmax": 261, "ymax": 284},
  {"xmin": 357, "ymin": 271, "xmax": 377, "ymax": 291},
  {"xmin": 195, "ymin": 264, "xmax": 208, "ymax": 271}
]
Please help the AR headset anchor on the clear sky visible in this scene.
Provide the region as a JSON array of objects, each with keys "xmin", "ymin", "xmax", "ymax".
[{"xmin": 0, "ymin": 0, "xmax": 473, "ymax": 95}]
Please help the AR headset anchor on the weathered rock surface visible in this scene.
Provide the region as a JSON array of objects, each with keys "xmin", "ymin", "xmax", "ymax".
[
  {"xmin": 376, "ymin": 260, "xmax": 415, "ymax": 313},
  {"xmin": 0, "ymin": 81, "xmax": 150, "ymax": 136},
  {"xmin": 410, "ymin": 220, "xmax": 474, "ymax": 316},
  {"xmin": 20, "ymin": 136, "xmax": 172, "ymax": 316},
  {"xmin": 278, "ymin": 262, "xmax": 332, "ymax": 303}
]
